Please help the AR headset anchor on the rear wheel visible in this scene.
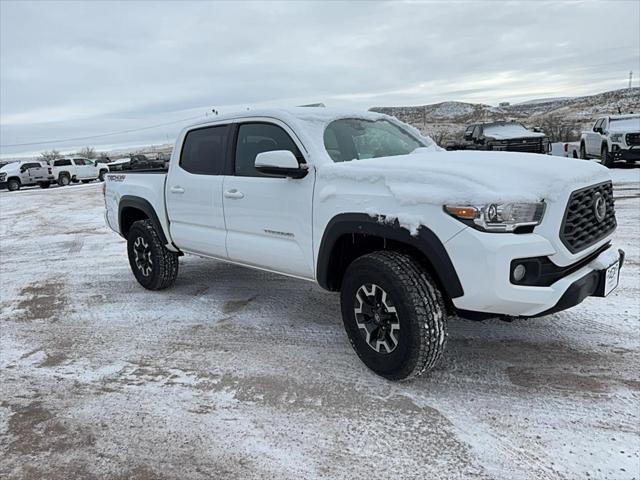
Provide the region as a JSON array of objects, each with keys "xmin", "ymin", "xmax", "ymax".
[
  {"xmin": 127, "ymin": 219, "xmax": 179, "ymax": 290},
  {"xmin": 340, "ymin": 251, "xmax": 447, "ymax": 381},
  {"xmin": 7, "ymin": 179, "xmax": 20, "ymax": 191},
  {"xmin": 98, "ymin": 170, "xmax": 107, "ymax": 182},
  {"xmin": 58, "ymin": 174, "xmax": 70, "ymax": 186},
  {"xmin": 601, "ymin": 144, "xmax": 613, "ymax": 168},
  {"xmin": 81, "ymin": 180, "xmax": 91, "ymax": 184},
  {"xmin": 579, "ymin": 143, "xmax": 587, "ymax": 159}
]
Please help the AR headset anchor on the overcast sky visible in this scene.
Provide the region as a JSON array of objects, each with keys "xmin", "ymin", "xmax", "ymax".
[{"xmin": 1, "ymin": 0, "xmax": 639, "ymax": 157}]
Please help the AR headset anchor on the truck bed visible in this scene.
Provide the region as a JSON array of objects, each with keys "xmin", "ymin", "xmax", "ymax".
[{"xmin": 104, "ymin": 171, "xmax": 170, "ymax": 241}]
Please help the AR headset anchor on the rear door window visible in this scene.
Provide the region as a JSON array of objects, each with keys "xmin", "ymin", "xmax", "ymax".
[
  {"xmin": 180, "ymin": 125, "xmax": 229, "ymax": 175},
  {"xmin": 54, "ymin": 159, "xmax": 72, "ymax": 166}
]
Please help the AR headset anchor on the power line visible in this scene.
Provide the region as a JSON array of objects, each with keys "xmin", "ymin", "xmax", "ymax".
[{"xmin": 0, "ymin": 114, "xmax": 206, "ymax": 148}]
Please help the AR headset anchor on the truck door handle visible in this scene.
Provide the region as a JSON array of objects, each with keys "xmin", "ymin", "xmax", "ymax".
[
  {"xmin": 170, "ymin": 186, "xmax": 185, "ymax": 194},
  {"xmin": 224, "ymin": 189, "xmax": 244, "ymax": 199}
]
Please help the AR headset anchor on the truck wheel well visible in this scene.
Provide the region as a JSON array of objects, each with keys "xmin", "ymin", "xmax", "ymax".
[
  {"xmin": 323, "ymin": 232, "xmax": 456, "ymax": 314},
  {"xmin": 7, "ymin": 176, "xmax": 21, "ymax": 184},
  {"xmin": 120, "ymin": 207, "xmax": 149, "ymax": 238}
]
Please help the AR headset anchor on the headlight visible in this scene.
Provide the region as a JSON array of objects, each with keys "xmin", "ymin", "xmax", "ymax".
[
  {"xmin": 444, "ymin": 202, "xmax": 546, "ymax": 232},
  {"xmin": 0, "ymin": 172, "xmax": 6, "ymax": 182},
  {"xmin": 610, "ymin": 133, "xmax": 623, "ymax": 143}
]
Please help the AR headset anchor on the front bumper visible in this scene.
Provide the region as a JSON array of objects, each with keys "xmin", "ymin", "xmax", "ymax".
[
  {"xmin": 612, "ymin": 146, "xmax": 640, "ymax": 161},
  {"xmin": 0, "ymin": 181, "xmax": 7, "ymax": 190},
  {"xmin": 446, "ymin": 227, "xmax": 623, "ymax": 317}
]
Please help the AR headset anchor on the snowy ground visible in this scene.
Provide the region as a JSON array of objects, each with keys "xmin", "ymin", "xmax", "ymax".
[{"xmin": 1, "ymin": 167, "xmax": 639, "ymax": 480}]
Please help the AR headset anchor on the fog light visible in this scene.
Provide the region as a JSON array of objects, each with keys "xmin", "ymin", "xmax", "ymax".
[{"xmin": 513, "ymin": 264, "xmax": 526, "ymax": 282}]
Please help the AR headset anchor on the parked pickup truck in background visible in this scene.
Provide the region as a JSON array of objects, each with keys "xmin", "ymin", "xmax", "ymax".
[
  {"xmin": 446, "ymin": 121, "xmax": 550, "ymax": 154},
  {"xmin": 579, "ymin": 114, "xmax": 640, "ymax": 167},
  {"xmin": 0, "ymin": 160, "xmax": 54, "ymax": 191},
  {"xmin": 107, "ymin": 154, "xmax": 167, "ymax": 172},
  {"xmin": 104, "ymin": 108, "xmax": 624, "ymax": 381},
  {"xmin": 51, "ymin": 157, "xmax": 109, "ymax": 186}
]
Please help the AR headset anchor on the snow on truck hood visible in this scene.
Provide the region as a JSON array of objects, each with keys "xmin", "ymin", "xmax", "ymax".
[{"xmin": 317, "ymin": 150, "xmax": 611, "ymax": 206}]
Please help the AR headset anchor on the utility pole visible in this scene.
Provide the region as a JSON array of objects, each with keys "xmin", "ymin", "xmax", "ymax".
[{"xmin": 630, "ymin": 71, "xmax": 633, "ymax": 89}]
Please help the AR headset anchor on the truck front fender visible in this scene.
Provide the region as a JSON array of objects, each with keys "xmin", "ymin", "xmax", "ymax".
[{"xmin": 316, "ymin": 213, "xmax": 464, "ymax": 300}]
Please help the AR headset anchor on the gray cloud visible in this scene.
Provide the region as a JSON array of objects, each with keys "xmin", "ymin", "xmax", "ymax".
[{"xmin": 1, "ymin": 0, "xmax": 638, "ymax": 156}]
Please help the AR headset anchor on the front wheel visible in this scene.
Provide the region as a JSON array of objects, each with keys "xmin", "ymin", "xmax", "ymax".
[
  {"xmin": 127, "ymin": 219, "xmax": 179, "ymax": 290},
  {"xmin": 98, "ymin": 170, "xmax": 106, "ymax": 182},
  {"xmin": 7, "ymin": 179, "xmax": 20, "ymax": 191},
  {"xmin": 340, "ymin": 251, "xmax": 447, "ymax": 381},
  {"xmin": 39, "ymin": 182, "xmax": 50, "ymax": 189}
]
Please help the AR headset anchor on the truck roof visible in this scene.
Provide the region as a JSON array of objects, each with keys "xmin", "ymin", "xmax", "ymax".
[
  {"xmin": 186, "ymin": 107, "xmax": 387, "ymax": 128},
  {"xmin": 180, "ymin": 107, "xmax": 437, "ymax": 163}
]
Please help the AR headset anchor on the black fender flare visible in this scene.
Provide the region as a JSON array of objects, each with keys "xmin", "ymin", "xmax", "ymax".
[
  {"xmin": 316, "ymin": 213, "xmax": 464, "ymax": 299},
  {"xmin": 118, "ymin": 195, "xmax": 168, "ymax": 245}
]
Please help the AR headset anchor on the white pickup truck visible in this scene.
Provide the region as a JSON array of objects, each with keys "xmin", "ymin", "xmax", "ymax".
[
  {"xmin": 51, "ymin": 157, "xmax": 109, "ymax": 186},
  {"xmin": 579, "ymin": 114, "xmax": 640, "ymax": 167},
  {"xmin": 104, "ymin": 108, "xmax": 624, "ymax": 380}
]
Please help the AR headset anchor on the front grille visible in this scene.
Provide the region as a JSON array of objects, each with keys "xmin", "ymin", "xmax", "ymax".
[
  {"xmin": 626, "ymin": 132, "xmax": 640, "ymax": 146},
  {"xmin": 505, "ymin": 138, "xmax": 544, "ymax": 153},
  {"xmin": 560, "ymin": 182, "xmax": 616, "ymax": 253}
]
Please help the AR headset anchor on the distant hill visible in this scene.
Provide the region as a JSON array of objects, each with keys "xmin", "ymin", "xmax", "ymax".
[{"xmin": 370, "ymin": 88, "xmax": 640, "ymax": 144}]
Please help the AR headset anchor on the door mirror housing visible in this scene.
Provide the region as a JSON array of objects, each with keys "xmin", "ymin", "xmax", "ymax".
[
  {"xmin": 255, "ymin": 150, "xmax": 307, "ymax": 178},
  {"xmin": 594, "ymin": 126, "xmax": 602, "ymax": 134},
  {"xmin": 464, "ymin": 133, "xmax": 473, "ymax": 141}
]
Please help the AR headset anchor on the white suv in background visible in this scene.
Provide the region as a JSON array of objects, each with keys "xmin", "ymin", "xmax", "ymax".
[
  {"xmin": 579, "ymin": 114, "xmax": 640, "ymax": 167},
  {"xmin": 51, "ymin": 157, "xmax": 109, "ymax": 186},
  {"xmin": 0, "ymin": 160, "xmax": 55, "ymax": 191}
]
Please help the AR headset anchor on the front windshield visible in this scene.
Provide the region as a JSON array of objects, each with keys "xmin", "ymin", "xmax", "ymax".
[{"xmin": 324, "ymin": 118, "xmax": 426, "ymax": 162}]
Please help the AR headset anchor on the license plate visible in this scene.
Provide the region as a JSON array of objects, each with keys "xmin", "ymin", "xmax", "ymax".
[{"xmin": 603, "ymin": 261, "xmax": 620, "ymax": 296}]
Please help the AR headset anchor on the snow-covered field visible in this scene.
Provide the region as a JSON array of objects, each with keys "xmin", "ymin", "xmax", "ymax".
[{"xmin": 1, "ymin": 168, "xmax": 639, "ymax": 479}]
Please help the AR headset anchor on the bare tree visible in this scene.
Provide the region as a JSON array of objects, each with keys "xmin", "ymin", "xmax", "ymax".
[
  {"xmin": 538, "ymin": 114, "xmax": 581, "ymax": 143},
  {"xmin": 40, "ymin": 149, "xmax": 62, "ymax": 162},
  {"xmin": 79, "ymin": 147, "xmax": 96, "ymax": 159}
]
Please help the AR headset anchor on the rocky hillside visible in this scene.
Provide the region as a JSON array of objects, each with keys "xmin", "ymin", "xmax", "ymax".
[{"xmin": 371, "ymin": 88, "xmax": 640, "ymax": 144}]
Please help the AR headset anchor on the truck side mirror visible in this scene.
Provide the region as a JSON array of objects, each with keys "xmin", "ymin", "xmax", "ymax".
[
  {"xmin": 255, "ymin": 150, "xmax": 307, "ymax": 178},
  {"xmin": 464, "ymin": 133, "xmax": 473, "ymax": 141},
  {"xmin": 594, "ymin": 127, "xmax": 602, "ymax": 134}
]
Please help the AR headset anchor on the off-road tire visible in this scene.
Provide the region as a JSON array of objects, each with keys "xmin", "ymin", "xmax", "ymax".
[
  {"xmin": 39, "ymin": 182, "xmax": 50, "ymax": 189},
  {"xmin": 579, "ymin": 143, "xmax": 587, "ymax": 160},
  {"xmin": 127, "ymin": 219, "xmax": 179, "ymax": 290},
  {"xmin": 340, "ymin": 251, "xmax": 447, "ymax": 381},
  {"xmin": 58, "ymin": 174, "xmax": 70, "ymax": 187},
  {"xmin": 601, "ymin": 144, "xmax": 613, "ymax": 168},
  {"xmin": 98, "ymin": 170, "xmax": 107, "ymax": 182},
  {"xmin": 7, "ymin": 179, "xmax": 20, "ymax": 191}
]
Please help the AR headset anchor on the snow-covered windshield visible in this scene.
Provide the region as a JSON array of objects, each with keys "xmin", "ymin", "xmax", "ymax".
[
  {"xmin": 323, "ymin": 118, "xmax": 426, "ymax": 162},
  {"xmin": 609, "ymin": 117, "xmax": 640, "ymax": 131}
]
